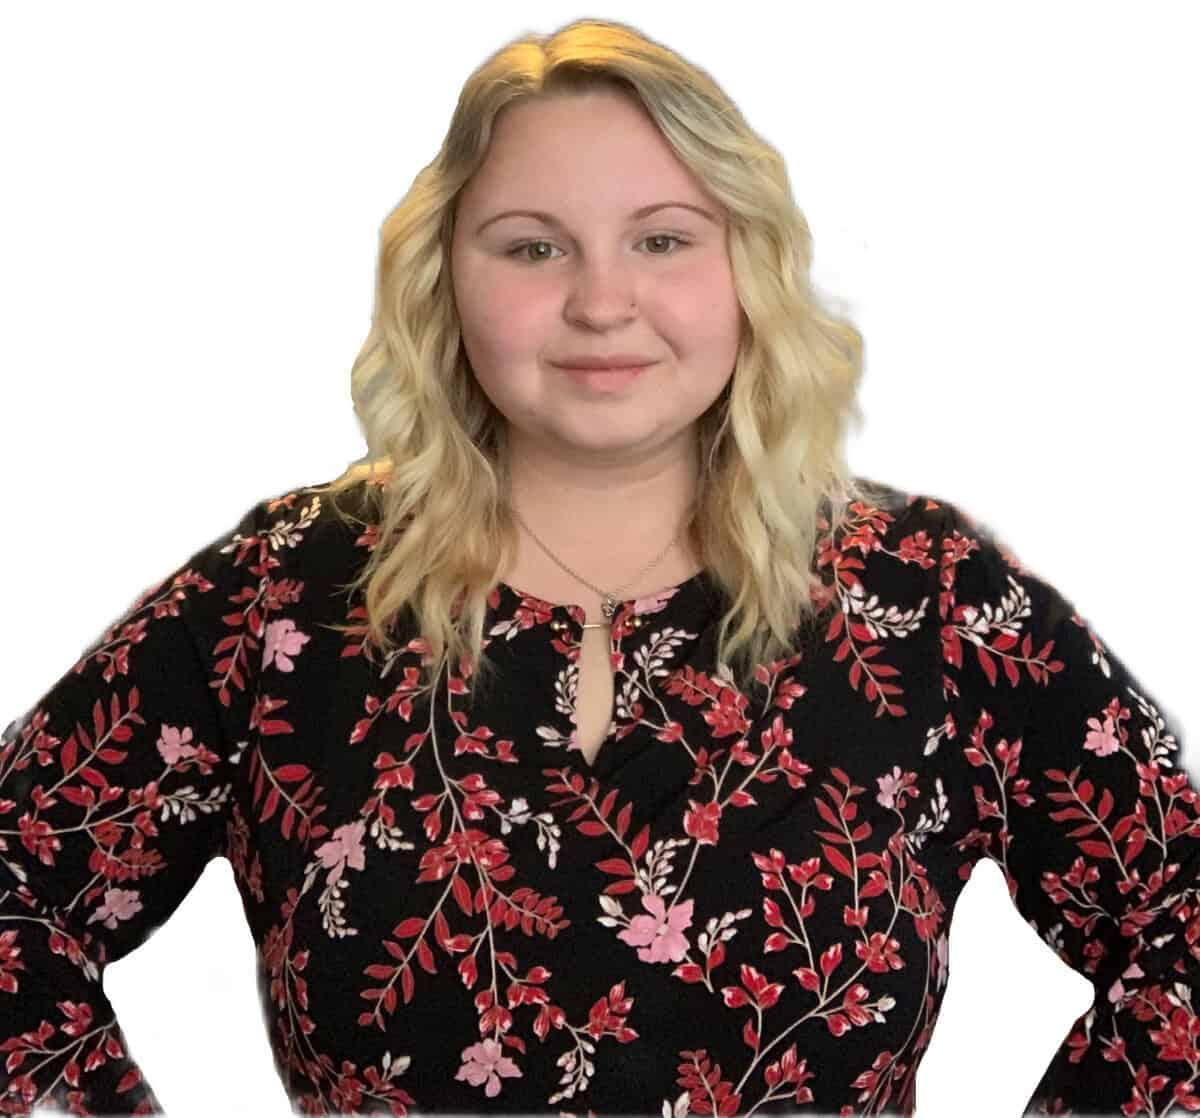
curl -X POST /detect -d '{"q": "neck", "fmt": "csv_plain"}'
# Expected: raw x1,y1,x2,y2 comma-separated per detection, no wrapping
500,436,705,606
503,432,700,552
510,491,698,557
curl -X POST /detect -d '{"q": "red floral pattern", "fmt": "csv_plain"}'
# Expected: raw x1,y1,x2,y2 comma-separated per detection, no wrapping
1,477,1196,1116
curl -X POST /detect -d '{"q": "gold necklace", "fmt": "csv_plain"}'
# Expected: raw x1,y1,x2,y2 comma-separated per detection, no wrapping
509,506,689,630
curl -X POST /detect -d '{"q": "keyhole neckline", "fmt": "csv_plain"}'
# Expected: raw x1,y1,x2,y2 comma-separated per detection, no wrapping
496,567,713,622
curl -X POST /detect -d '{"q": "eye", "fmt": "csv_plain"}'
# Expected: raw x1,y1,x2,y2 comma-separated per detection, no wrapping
505,234,691,263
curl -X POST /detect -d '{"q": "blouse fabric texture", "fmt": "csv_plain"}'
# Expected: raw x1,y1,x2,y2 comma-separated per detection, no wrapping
1,474,1198,1118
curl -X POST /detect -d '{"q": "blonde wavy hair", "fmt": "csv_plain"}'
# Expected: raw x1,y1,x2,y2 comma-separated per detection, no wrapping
312,17,886,708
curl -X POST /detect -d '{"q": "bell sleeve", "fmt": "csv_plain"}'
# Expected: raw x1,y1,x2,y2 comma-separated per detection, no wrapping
936,497,1200,1117
0,495,267,1116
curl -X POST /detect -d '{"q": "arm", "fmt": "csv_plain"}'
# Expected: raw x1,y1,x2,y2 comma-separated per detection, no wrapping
936,498,1200,1115
0,496,267,1115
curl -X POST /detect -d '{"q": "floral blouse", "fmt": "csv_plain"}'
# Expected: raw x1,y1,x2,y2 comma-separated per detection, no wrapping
2,474,1197,1117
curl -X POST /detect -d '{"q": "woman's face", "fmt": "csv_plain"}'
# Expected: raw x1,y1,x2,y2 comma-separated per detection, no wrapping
450,88,742,471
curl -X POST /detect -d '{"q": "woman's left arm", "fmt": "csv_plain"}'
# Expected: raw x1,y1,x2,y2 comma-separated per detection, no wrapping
937,497,1200,1116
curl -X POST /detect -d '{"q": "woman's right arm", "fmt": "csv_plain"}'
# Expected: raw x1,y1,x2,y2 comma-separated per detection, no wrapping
0,495,268,1116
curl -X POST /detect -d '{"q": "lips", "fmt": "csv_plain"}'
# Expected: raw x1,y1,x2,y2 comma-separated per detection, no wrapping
552,356,658,370
557,364,651,390
558,363,652,373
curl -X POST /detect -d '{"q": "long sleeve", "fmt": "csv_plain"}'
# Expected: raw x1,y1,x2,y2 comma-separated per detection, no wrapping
935,498,1200,1116
0,496,267,1116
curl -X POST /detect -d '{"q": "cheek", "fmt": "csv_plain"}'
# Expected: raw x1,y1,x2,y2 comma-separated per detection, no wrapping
698,290,743,372
454,253,535,344
466,283,548,358
693,267,742,330
654,261,739,332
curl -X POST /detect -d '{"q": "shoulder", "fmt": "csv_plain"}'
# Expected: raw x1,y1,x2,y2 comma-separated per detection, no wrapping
831,478,1056,644
162,471,383,631
846,481,1034,595
241,467,383,555
248,469,384,605
829,474,949,588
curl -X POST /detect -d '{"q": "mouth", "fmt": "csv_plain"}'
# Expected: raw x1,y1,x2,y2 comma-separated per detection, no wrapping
554,362,655,390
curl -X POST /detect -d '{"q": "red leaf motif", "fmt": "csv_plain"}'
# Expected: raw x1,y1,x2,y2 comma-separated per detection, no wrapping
260,785,280,822
595,858,634,877
813,797,843,830
116,1068,141,1094
603,878,640,896
721,986,750,1008
820,942,843,977
60,786,96,808
827,1013,851,1037
452,875,474,916
615,801,633,838
821,843,855,879
759,983,783,1009
976,646,997,686
274,764,310,781
795,967,820,991
92,699,107,744
393,917,425,939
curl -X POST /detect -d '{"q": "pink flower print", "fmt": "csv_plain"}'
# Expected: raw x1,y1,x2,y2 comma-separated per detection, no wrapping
933,931,949,990
632,587,675,615
455,1038,522,1097
1084,714,1120,757
875,765,917,810
263,618,311,672
617,892,694,963
876,766,903,809
1108,960,1145,1004
157,724,199,765
87,887,143,930
314,819,367,885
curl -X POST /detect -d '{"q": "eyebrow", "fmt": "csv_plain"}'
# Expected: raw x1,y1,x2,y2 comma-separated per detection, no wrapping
473,201,718,236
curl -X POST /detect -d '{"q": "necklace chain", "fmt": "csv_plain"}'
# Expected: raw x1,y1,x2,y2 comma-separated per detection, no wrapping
509,504,690,628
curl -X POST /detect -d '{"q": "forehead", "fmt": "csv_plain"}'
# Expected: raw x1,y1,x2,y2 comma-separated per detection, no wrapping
460,93,714,216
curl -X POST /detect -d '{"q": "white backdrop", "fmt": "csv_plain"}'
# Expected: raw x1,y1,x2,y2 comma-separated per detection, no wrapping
1,4,1196,1116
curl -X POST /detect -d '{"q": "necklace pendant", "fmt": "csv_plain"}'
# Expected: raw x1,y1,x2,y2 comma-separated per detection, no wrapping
601,595,618,620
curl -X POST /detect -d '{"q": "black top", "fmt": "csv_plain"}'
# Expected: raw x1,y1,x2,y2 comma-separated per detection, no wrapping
2,474,1197,1117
